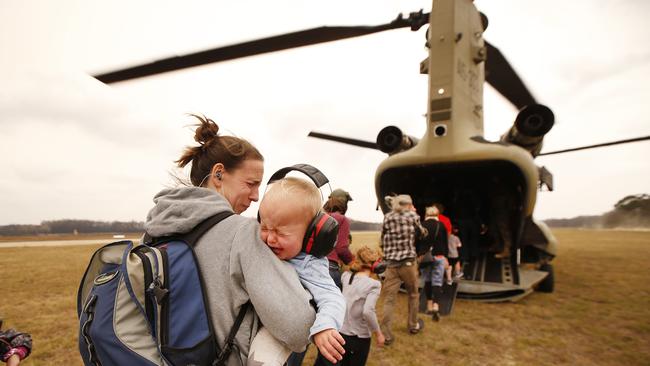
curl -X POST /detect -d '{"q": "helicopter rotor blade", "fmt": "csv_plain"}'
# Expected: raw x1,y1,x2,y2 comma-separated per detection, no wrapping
94,11,429,84
308,131,379,150
485,41,537,110
538,135,650,156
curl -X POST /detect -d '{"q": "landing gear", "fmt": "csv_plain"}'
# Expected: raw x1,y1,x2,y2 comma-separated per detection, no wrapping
537,263,554,293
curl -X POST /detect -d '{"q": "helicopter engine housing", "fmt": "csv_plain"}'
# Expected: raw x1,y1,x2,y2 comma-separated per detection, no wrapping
376,125,419,155
501,104,554,157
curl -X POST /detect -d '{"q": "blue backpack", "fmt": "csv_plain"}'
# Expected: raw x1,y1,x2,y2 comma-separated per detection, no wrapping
77,211,250,366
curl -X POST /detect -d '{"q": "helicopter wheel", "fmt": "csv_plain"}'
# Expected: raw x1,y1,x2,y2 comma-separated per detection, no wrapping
537,263,554,293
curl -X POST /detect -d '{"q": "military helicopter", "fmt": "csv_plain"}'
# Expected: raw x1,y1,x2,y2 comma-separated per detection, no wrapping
93,0,650,302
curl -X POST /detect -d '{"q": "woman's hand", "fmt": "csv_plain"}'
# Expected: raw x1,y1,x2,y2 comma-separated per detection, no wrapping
313,328,345,363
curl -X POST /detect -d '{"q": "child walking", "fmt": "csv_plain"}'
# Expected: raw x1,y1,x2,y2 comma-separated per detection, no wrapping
315,246,385,366
447,226,463,280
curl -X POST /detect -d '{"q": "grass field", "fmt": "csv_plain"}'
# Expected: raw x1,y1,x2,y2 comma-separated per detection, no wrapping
0,233,141,243
1,229,649,365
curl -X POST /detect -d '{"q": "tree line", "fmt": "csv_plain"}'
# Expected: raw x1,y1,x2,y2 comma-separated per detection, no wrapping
3,193,647,236
544,193,650,228
0,218,382,237
0,220,144,236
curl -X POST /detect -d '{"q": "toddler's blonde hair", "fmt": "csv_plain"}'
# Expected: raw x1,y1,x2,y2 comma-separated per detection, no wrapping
264,177,322,218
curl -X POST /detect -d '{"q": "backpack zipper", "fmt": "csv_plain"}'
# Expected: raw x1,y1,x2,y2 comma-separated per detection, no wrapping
81,294,102,366
158,246,170,346
134,250,155,331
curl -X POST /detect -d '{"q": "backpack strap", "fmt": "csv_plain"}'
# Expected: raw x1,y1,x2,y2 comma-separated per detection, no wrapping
143,211,235,245
349,272,357,285
432,222,441,247
146,211,245,365
179,211,242,365
182,211,235,246
214,301,251,365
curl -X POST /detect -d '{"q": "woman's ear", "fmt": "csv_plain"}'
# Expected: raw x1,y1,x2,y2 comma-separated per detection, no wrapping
211,163,225,179
206,163,225,189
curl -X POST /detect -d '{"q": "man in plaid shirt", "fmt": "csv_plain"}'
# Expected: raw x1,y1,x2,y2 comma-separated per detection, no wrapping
379,194,427,344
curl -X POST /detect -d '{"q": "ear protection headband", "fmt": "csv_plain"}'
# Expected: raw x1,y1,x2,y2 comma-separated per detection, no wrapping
262,164,339,258
349,258,386,285
370,258,387,275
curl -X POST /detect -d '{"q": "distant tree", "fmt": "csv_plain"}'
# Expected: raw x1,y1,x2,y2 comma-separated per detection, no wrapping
349,219,381,231
545,193,650,229
614,194,650,213
0,224,49,236
0,219,144,236
602,193,650,228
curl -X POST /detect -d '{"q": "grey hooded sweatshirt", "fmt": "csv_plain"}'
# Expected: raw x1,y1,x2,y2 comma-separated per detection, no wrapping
145,186,315,365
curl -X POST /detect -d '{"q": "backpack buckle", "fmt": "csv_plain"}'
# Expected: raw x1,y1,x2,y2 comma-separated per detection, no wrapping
147,278,169,305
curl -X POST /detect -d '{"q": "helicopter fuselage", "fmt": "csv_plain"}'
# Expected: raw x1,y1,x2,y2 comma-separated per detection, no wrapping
373,0,555,301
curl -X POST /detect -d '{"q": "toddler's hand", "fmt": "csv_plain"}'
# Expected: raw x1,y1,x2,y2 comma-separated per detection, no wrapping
313,328,345,363
375,330,386,348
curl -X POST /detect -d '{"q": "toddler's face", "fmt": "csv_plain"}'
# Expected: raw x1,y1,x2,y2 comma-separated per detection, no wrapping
258,200,310,260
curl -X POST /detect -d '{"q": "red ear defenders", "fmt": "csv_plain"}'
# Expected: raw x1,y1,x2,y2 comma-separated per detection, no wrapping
369,258,387,275
261,164,340,258
349,258,387,284
302,211,339,257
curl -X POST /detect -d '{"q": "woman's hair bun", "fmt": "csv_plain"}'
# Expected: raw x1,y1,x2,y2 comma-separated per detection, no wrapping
192,114,220,145
176,112,263,187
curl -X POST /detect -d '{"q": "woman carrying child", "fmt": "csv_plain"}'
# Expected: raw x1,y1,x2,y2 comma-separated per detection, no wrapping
144,115,315,365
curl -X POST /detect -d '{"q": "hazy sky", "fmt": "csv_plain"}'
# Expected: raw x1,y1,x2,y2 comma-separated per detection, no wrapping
1,0,649,225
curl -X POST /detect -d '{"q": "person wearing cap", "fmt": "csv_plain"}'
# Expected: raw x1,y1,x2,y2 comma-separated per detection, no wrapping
323,188,356,289
379,194,427,344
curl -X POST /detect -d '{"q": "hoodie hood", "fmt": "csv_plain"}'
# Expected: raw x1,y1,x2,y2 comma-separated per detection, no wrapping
144,186,233,237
